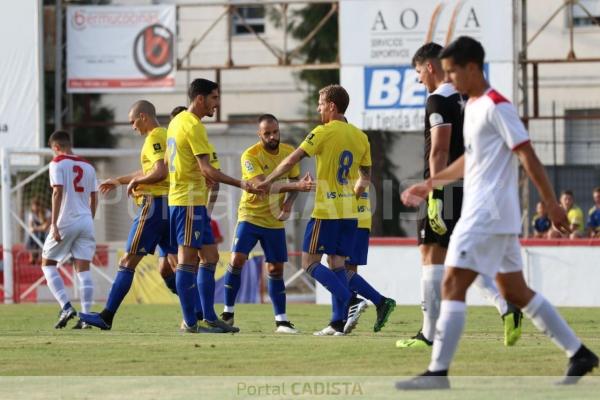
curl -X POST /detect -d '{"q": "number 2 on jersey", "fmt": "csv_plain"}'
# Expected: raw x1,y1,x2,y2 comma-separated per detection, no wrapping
337,150,353,185
72,165,84,192
167,137,176,172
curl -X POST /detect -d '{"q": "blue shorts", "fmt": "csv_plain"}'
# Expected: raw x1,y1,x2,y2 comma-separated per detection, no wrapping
169,205,209,249
126,196,176,258
302,218,358,256
346,228,370,266
232,221,287,263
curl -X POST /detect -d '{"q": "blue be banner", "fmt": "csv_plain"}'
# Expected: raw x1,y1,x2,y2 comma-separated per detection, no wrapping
364,65,426,110
214,255,263,304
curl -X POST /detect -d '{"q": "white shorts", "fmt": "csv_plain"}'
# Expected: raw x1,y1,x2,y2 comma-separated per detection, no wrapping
42,218,96,262
445,230,523,278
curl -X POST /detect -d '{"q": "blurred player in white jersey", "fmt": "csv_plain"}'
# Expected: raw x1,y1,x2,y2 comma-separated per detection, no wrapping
397,36,598,390
41,130,98,329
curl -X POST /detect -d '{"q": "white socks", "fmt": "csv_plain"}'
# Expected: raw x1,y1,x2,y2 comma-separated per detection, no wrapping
77,270,94,313
275,313,288,322
42,266,70,309
523,293,582,357
421,264,445,341
473,274,508,315
224,305,235,313
429,300,466,372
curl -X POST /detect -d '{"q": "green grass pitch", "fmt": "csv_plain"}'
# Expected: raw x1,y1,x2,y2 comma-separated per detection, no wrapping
1,303,599,377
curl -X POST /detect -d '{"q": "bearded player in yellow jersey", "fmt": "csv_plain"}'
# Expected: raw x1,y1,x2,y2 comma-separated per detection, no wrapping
166,78,260,334
258,85,377,335
80,100,177,330
221,114,314,333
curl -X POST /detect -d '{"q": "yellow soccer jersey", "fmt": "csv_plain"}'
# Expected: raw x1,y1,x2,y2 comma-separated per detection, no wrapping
135,127,170,201
237,142,300,229
299,120,371,219
567,205,585,233
357,189,372,230
166,111,211,206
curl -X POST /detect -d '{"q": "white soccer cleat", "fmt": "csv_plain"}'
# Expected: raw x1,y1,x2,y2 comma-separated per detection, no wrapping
344,298,368,334
313,325,345,336
275,321,299,334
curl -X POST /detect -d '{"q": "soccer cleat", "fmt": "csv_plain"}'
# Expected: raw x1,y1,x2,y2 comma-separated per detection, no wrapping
502,303,523,346
275,320,299,334
313,325,345,336
558,345,599,385
396,331,433,348
344,298,368,334
205,318,240,333
395,370,450,390
180,320,225,334
220,312,234,327
54,306,77,329
72,319,92,329
374,297,396,332
79,312,112,330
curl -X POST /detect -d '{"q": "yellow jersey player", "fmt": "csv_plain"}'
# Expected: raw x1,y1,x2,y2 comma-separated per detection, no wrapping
166,78,259,334
80,100,177,330
258,84,374,336
221,114,313,333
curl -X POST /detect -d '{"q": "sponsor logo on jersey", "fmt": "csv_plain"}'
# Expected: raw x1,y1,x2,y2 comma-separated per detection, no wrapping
244,160,254,173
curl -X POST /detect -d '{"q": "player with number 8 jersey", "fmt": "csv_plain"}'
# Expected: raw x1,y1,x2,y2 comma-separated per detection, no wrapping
258,84,372,335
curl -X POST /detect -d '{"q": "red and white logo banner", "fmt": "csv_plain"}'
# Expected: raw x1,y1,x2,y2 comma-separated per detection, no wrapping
67,5,176,93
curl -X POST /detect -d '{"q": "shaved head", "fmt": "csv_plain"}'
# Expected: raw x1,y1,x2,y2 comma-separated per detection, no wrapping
130,100,156,118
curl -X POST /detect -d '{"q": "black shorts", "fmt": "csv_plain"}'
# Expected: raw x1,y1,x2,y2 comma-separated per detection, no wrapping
416,183,463,248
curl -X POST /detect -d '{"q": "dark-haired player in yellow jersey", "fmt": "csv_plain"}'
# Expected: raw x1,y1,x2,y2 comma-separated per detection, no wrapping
166,78,260,333
258,84,376,335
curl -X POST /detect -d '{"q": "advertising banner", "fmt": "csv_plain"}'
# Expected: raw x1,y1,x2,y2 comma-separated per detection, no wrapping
340,0,515,131
0,0,43,152
66,5,176,93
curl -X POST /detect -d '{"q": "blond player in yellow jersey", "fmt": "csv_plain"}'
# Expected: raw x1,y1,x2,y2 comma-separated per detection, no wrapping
166,78,260,334
80,100,177,330
221,114,314,333
258,85,377,336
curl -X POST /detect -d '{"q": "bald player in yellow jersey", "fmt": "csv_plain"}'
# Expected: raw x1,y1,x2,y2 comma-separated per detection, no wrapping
79,100,177,330
259,84,377,335
166,78,260,334
221,114,313,333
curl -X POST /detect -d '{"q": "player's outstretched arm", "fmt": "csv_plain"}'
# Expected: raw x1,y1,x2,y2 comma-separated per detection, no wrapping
126,161,168,196
354,166,371,199
207,182,220,216
401,155,465,207
276,173,315,221
99,170,143,194
515,142,571,235
197,154,262,194
259,148,308,190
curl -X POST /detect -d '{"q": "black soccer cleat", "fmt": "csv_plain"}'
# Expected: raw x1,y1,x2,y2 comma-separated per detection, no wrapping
395,370,450,390
54,306,77,329
558,345,599,385
221,312,235,327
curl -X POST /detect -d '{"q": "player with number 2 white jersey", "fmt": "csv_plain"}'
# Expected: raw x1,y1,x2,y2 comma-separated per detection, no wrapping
41,130,98,330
